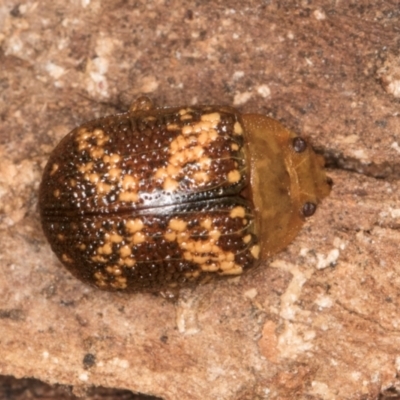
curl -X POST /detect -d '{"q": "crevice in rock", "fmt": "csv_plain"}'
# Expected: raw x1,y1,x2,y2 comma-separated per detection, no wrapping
0,375,163,400
315,148,400,181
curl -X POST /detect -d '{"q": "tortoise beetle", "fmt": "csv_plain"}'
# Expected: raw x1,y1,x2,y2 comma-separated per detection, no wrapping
39,97,331,293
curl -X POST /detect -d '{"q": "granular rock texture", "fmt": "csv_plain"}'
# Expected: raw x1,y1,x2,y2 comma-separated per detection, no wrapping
0,1,400,399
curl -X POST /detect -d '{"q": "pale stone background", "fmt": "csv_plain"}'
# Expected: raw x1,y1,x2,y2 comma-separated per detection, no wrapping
0,1,399,399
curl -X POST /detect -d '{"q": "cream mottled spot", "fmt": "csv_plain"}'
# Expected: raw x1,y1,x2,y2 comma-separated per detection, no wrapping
126,219,144,233
62,253,73,263
87,173,100,183
234,121,243,135
120,258,136,267
53,189,60,198
103,153,120,164
220,261,235,271
193,171,208,183
119,192,139,202
106,265,123,276
220,265,243,275
169,218,187,232
132,232,146,245
154,111,223,192
182,125,193,135
50,163,59,175
119,245,131,258
78,162,94,173
167,123,180,131
90,147,104,159
122,175,137,189
106,233,123,243
230,206,246,219
78,243,86,250
97,182,113,194
228,169,241,183
118,174,139,202
209,230,221,241
111,276,127,289
243,234,252,244
200,218,212,230
69,179,77,187
108,168,122,180
163,177,179,192
94,271,108,287
201,112,221,123
165,232,176,241
231,143,239,151
250,245,260,259
98,243,112,255
201,263,219,272
92,255,107,263
166,215,243,276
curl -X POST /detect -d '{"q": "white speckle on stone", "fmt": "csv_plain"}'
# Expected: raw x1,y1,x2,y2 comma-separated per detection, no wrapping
395,356,400,371
232,33,239,39
351,371,361,381
233,91,252,106
351,149,368,160
232,70,244,80
270,260,313,320
311,381,335,400
45,62,65,80
299,247,309,257
256,84,271,98
95,36,118,58
371,372,380,383
387,80,400,97
305,57,313,66
86,57,109,98
343,134,360,144
277,324,315,357
287,31,294,40
79,372,89,381
391,142,400,153
4,35,24,56
313,9,326,20
109,357,130,369
206,365,226,381
19,4,29,14
139,76,159,93
176,294,201,335
81,0,91,7
315,294,333,309
42,351,49,359
333,237,346,250
244,288,258,299
389,207,400,218
316,249,339,270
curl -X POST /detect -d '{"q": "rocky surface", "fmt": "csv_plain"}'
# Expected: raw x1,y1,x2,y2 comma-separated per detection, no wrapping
1,1,399,399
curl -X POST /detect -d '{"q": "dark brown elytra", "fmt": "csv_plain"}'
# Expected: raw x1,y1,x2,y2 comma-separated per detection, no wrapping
39,97,331,294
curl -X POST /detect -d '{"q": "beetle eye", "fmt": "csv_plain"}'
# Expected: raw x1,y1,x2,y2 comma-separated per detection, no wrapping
292,137,307,153
302,202,317,217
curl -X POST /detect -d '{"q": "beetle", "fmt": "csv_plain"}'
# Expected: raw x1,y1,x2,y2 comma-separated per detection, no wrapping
39,97,331,293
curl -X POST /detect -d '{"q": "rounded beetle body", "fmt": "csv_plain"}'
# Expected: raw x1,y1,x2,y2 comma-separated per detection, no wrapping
39,98,331,293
